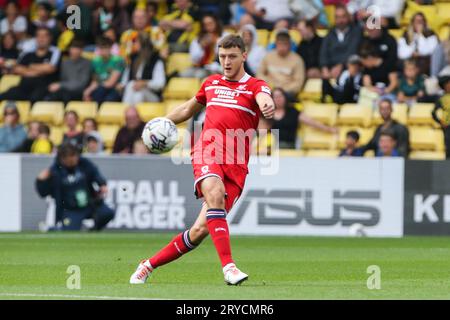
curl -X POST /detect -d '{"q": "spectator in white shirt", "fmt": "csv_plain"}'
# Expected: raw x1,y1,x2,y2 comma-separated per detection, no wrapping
0,2,27,41
347,0,405,28
398,12,439,75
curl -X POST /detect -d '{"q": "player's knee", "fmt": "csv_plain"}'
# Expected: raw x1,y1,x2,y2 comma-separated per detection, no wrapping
190,225,209,243
203,184,226,207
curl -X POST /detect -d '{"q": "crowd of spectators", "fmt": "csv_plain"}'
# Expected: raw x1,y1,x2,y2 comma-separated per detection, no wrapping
0,0,448,159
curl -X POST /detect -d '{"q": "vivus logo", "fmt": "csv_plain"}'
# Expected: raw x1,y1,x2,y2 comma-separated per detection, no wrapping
230,190,380,226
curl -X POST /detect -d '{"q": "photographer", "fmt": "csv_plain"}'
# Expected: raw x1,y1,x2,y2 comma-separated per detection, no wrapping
35,143,115,231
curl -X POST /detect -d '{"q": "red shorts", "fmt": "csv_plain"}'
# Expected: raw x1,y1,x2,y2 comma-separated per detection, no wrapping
193,163,248,212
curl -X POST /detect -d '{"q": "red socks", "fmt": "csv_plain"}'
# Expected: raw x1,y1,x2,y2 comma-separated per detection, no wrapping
148,230,196,269
206,208,234,267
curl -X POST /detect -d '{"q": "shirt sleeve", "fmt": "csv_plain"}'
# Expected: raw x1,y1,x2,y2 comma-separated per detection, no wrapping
253,79,272,97
195,78,208,106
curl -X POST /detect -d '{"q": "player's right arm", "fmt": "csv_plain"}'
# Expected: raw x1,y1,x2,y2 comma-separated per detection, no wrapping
166,97,204,125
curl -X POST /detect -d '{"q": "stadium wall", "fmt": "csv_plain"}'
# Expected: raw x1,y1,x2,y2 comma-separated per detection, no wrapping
0,154,410,237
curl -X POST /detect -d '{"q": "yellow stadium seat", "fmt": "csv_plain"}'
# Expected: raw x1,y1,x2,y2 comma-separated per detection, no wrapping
305,149,339,158
278,149,305,157
302,102,338,126
289,30,301,44
402,3,443,31
136,102,166,122
301,127,338,150
439,24,450,42
338,126,375,149
364,150,375,158
409,150,446,160
66,101,98,122
389,29,405,39
299,79,322,101
163,77,200,100
436,3,450,21
338,104,372,128
98,124,121,149
408,103,435,126
0,75,21,93
30,101,64,125
324,5,335,27
294,103,303,112
372,103,408,126
410,127,444,151
49,126,64,146
166,53,193,75
0,100,31,123
97,102,127,125
256,29,270,47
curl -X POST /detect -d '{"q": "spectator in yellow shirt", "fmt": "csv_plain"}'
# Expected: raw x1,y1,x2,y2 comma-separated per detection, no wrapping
31,123,53,154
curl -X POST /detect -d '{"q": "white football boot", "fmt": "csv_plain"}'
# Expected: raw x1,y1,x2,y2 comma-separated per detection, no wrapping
223,263,248,285
129,260,153,284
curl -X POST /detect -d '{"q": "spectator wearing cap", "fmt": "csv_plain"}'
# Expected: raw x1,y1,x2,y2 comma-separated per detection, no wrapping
45,39,92,104
84,132,105,155
83,36,125,104
376,130,401,157
319,4,362,80
240,24,266,76
339,130,364,157
0,102,27,152
113,107,145,154
0,27,61,103
257,30,305,101
322,54,362,104
363,99,410,157
296,19,323,79
431,75,450,158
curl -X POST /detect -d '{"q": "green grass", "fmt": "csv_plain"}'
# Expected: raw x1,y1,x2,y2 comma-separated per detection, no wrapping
0,233,449,300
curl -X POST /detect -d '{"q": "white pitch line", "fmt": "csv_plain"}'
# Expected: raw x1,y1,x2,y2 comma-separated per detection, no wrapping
0,293,168,300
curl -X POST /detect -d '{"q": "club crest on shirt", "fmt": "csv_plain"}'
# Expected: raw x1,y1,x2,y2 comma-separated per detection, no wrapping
237,84,247,91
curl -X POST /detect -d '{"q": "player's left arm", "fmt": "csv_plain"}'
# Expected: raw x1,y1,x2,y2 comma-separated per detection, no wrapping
256,92,275,119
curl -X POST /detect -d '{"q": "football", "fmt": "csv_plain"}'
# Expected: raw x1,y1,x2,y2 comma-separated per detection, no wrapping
141,117,179,154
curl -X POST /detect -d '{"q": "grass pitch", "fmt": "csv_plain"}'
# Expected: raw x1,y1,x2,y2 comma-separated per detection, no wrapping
0,233,449,300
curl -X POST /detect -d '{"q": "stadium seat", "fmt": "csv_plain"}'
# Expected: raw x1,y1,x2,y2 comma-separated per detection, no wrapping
97,102,127,125
407,103,435,126
301,127,338,150
294,103,303,112
299,79,322,101
439,24,449,42
337,104,372,128
338,126,375,149
278,149,305,157
163,77,200,100
302,102,338,126
436,3,450,21
372,103,408,126
0,100,30,123
364,150,375,158
305,149,339,158
409,150,446,160
166,52,192,75
49,126,64,146
66,101,98,122
289,30,301,44
0,75,21,93
409,127,444,151
136,102,166,122
30,101,64,125
256,29,269,47
98,124,121,149
402,3,443,31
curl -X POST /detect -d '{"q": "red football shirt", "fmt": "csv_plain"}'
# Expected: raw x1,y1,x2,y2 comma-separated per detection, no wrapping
193,73,271,171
